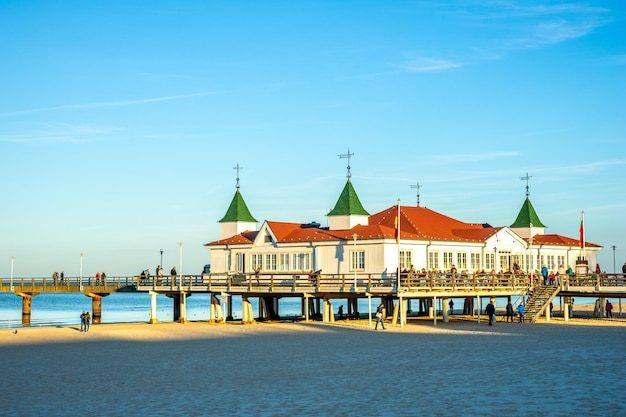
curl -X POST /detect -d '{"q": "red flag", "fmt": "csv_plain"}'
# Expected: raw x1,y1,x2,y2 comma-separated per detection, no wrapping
394,203,400,243
394,215,399,243
579,212,585,249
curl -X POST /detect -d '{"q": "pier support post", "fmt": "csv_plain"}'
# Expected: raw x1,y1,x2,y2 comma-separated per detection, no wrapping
170,293,187,323
16,292,38,326
84,293,110,325
563,302,569,322
367,294,372,327
442,298,449,323
149,291,158,324
477,295,481,323
209,294,223,323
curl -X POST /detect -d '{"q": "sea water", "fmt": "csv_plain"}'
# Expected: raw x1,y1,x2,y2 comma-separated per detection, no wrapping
0,293,381,328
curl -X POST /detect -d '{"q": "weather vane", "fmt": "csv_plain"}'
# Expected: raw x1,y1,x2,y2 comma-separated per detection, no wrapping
234,163,243,189
520,172,532,197
338,149,354,179
410,182,422,206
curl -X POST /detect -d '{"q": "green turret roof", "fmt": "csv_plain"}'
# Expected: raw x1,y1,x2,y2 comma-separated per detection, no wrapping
328,180,369,216
510,197,545,228
219,189,258,223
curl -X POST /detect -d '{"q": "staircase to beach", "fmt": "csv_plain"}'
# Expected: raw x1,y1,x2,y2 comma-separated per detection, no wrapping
522,285,561,323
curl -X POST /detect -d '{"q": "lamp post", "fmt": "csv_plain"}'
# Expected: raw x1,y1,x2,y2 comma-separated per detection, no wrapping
612,245,616,273
79,253,84,290
352,233,358,289
178,242,183,290
10,256,14,291
160,248,163,267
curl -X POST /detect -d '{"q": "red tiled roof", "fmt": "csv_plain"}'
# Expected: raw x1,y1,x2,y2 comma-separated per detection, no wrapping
530,234,600,248
205,205,598,247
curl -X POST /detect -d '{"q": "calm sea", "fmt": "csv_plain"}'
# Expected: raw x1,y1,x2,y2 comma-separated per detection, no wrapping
0,292,381,328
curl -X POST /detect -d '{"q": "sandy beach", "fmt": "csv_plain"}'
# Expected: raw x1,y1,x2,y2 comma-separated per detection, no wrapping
1,317,625,417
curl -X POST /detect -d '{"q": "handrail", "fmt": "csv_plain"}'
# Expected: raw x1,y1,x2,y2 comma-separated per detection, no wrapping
2,272,626,293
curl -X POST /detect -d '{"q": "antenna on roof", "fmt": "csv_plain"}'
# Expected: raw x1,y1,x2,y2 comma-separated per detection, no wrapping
338,149,354,179
520,172,532,197
410,182,422,206
234,162,243,189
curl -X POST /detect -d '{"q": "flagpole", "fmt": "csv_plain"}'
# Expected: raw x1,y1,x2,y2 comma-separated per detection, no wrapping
396,198,401,290
580,210,586,258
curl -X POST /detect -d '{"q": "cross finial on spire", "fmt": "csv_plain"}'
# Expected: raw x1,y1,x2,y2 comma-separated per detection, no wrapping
410,182,422,207
338,149,354,179
234,163,243,189
520,172,532,198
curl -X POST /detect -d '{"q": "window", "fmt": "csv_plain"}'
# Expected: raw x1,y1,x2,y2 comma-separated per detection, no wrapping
351,250,365,271
428,251,439,270
251,254,262,270
485,253,495,270
547,255,555,270
456,253,467,270
443,251,453,270
470,253,481,271
557,256,565,270
399,250,412,271
302,253,311,271
234,252,244,272
265,254,277,271
292,253,301,271
279,253,290,271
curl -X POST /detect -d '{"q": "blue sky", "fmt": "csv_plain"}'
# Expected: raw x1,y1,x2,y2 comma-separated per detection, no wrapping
1,1,624,278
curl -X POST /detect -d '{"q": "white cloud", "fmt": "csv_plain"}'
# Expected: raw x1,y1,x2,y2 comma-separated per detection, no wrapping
0,92,212,118
398,56,465,72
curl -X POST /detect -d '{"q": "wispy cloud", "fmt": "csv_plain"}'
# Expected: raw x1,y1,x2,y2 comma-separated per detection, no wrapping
0,123,123,144
511,18,608,48
438,151,520,163
0,92,212,118
398,56,465,72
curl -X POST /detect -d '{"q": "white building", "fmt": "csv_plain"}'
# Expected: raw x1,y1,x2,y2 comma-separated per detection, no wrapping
205,177,600,277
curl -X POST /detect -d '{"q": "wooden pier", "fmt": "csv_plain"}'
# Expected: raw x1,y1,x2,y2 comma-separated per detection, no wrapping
1,272,625,326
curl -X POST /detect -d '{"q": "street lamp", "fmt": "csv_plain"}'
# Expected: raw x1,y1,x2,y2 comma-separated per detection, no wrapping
160,248,163,267
10,256,14,291
612,245,616,273
79,253,84,289
352,233,358,289
178,242,183,290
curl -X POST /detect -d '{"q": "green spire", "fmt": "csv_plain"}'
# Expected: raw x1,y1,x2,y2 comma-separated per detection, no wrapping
328,180,369,216
219,189,257,223
510,197,545,228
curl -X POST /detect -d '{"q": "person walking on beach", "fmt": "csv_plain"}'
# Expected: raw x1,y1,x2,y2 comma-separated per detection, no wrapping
375,303,385,330
84,311,91,331
517,303,525,323
606,300,613,318
485,301,495,325
506,300,514,322
80,311,87,332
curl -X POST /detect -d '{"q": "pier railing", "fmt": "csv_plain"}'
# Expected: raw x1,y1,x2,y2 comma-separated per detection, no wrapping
2,272,625,294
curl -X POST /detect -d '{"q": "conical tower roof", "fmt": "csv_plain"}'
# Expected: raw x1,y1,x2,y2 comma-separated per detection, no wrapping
219,189,257,223
328,179,369,216
510,197,545,228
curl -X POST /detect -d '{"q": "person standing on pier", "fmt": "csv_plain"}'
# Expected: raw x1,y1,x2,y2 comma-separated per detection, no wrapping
170,266,177,286
485,301,495,325
606,300,613,318
506,300,514,322
375,303,385,330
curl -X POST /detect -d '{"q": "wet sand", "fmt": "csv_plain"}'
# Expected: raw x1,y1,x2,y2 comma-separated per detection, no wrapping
1,318,625,416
